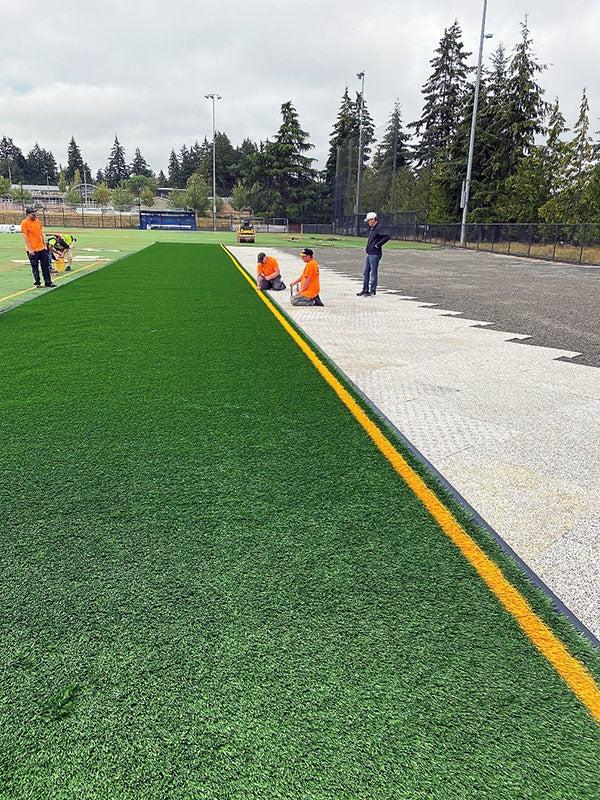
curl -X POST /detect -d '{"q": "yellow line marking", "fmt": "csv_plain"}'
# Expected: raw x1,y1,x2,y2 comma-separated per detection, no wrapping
0,261,100,304
221,243,600,724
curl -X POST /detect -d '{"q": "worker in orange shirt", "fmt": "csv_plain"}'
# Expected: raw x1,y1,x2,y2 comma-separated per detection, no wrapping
256,252,286,291
20,207,55,288
290,248,324,306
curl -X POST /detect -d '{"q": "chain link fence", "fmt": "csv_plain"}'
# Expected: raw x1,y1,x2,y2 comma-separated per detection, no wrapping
0,208,289,234
331,215,600,266
412,223,600,266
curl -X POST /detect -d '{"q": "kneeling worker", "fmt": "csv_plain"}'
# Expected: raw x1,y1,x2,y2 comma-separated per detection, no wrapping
256,252,286,291
47,233,77,271
290,248,324,306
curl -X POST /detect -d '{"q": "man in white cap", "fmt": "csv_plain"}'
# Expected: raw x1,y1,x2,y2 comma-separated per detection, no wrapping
357,212,390,297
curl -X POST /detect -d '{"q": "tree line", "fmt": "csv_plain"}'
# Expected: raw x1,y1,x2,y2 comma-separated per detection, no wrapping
1,16,598,223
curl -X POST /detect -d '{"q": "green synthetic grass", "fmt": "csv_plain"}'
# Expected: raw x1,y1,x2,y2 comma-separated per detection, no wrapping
0,229,434,311
0,243,598,800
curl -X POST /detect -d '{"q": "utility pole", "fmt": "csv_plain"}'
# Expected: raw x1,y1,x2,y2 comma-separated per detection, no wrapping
205,93,222,232
460,0,492,244
354,71,365,231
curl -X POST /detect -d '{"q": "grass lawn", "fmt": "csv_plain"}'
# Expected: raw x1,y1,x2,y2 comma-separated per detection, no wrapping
0,228,434,312
0,242,598,799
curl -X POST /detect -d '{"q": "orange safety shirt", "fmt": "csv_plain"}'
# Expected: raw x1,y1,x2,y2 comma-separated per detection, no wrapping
21,218,45,252
258,255,280,278
298,259,320,298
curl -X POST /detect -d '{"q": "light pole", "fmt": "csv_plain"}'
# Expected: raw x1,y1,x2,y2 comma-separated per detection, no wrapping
205,93,222,232
354,71,365,229
82,164,88,206
460,1,492,244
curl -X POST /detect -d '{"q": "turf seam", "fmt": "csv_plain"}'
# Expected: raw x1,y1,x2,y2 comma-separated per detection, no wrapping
230,272,600,651
222,243,600,724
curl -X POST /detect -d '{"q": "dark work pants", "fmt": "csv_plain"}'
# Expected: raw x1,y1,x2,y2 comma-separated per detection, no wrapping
258,275,286,291
28,249,52,286
362,253,382,294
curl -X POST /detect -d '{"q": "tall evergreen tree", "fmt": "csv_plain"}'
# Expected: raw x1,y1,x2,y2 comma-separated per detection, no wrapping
104,135,130,187
268,101,316,217
0,136,27,182
199,133,237,194
503,18,548,175
233,138,259,183
366,101,411,210
25,143,58,184
409,20,472,167
167,150,182,188
130,147,153,177
157,169,167,185
472,43,513,216
66,136,89,183
179,145,193,185
544,98,569,195
372,101,410,176
540,89,596,223
324,88,355,186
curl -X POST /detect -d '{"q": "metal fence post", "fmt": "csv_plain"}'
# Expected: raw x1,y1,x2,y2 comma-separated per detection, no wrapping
552,226,557,261
507,224,512,254
527,227,532,257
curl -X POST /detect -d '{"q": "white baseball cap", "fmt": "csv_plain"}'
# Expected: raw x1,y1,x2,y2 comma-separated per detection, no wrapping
364,211,377,221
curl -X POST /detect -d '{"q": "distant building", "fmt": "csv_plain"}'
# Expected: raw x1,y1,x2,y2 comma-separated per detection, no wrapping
12,183,94,206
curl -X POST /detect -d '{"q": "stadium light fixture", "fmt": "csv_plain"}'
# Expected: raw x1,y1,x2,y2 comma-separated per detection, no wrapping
205,93,222,232
460,0,491,245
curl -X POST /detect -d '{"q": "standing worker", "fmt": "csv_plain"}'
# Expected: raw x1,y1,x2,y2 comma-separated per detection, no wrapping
290,248,324,306
357,211,390,297
20,207,55,289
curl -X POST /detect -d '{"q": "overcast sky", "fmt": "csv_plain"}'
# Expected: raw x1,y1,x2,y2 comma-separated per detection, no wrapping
1,0,598,178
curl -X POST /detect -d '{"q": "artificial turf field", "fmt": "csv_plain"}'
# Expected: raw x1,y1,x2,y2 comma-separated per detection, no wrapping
0,228,435,312
1,242,599,799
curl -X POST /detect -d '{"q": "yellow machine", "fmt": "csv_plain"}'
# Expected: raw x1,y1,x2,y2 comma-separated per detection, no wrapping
236,208,255,243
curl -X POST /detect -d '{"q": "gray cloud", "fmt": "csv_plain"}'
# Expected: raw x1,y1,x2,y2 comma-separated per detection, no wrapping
0,0,597,175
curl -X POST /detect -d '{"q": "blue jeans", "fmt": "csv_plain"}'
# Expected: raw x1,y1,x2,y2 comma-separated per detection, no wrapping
362,253,381,293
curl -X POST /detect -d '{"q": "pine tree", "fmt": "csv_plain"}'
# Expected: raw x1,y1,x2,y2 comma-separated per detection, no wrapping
472,44,513,216
267,101,316,218
324,88,355,186
367,101,411,209
544,98,569,194
409,20,472,167
179,145,193,185
167,150,181,188
503,18,548,175
351,91,376,166
130,147,153,177
25,143,58,184
540,89,596,223
105,136,130,188
157,169,167,185
198,133,237,194
0,136,27,182
66,136,88,183
95,169,105,184
233,138,258,183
